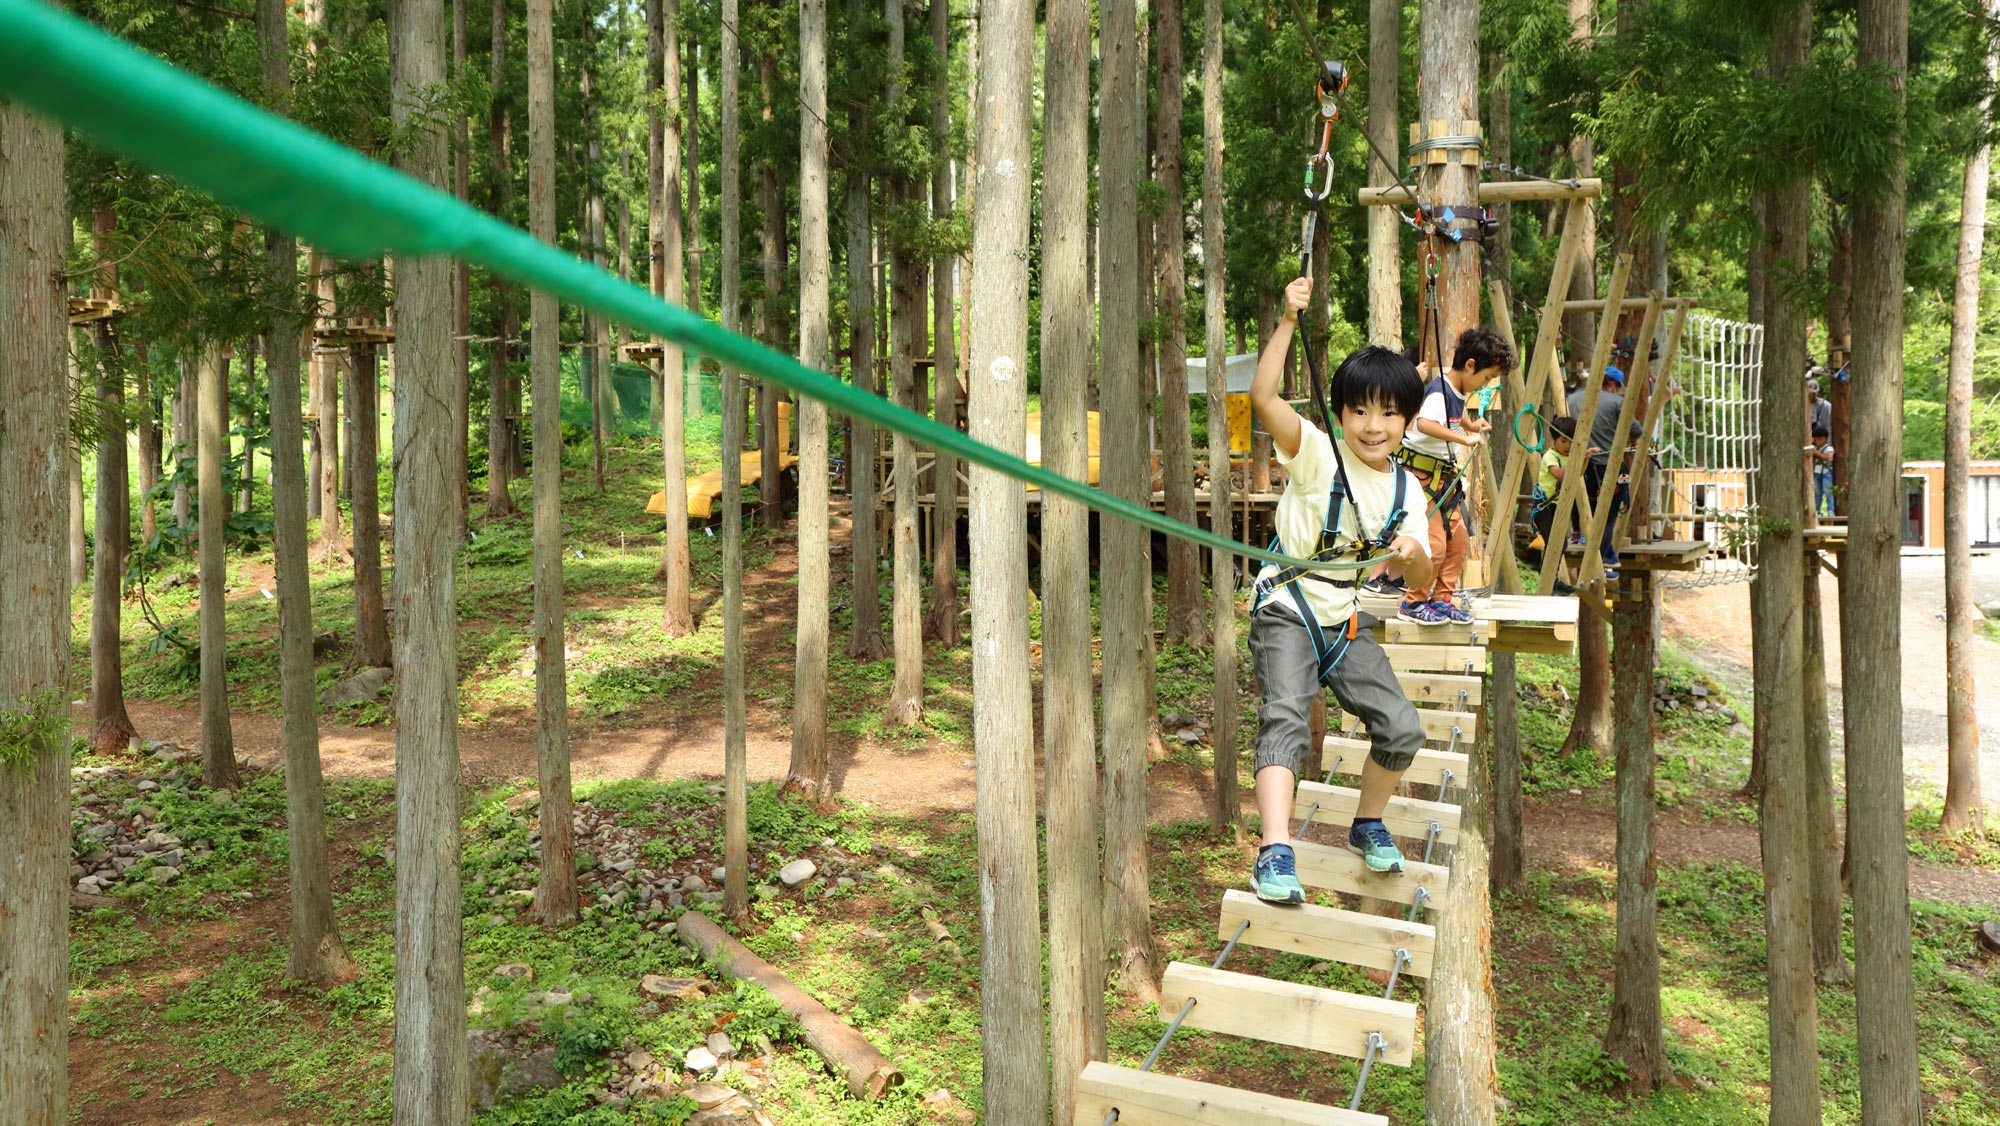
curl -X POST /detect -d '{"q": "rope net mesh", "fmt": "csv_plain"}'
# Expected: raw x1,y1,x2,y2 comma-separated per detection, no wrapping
1648,314,1764,589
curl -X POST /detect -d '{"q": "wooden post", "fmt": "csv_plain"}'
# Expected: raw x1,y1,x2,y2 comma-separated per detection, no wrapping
1603,572,1665,1088
1366,0,1401,346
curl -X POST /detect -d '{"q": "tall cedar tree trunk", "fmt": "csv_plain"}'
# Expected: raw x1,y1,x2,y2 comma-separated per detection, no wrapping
260,0,356,986
349,339,391,668
1802,558,1848,979
453,0,471,543
388,0,470,1116
1756,7,1822,1117
1826,214,1852,515
1941,0,1993,832
970,0,1050,1114
1203,0,1238,835
1850,0,1925,1115
1417,2,1498,1121
648,0,668,441
583,10,607,497
757,59,785,527
1367,0,1401,345
136,341,160,544
315,260,343,551
790,0,834,798
1603,575,1665,1088
1044,0,1108,1113
1156,0,1203,647
685,31,703,408
1101,0,1162,1001
1490,650,1524,893
659,0,694,634
1560,0,1596,378
923,0,961,648
886,0,924,725
485,0,519,519
176,359,194,528
527,0,577,927
720,0,751,923
90,214,138,754
239,339,258,514
197,342,240,788
0,100,72,1126
846,114,888,661
70,351,87,589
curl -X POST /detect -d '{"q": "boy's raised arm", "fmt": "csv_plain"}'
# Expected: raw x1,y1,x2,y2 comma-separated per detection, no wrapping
1251,276,1314,459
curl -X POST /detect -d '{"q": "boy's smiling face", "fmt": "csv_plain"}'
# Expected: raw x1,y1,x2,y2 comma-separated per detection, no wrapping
1338,398,1408,472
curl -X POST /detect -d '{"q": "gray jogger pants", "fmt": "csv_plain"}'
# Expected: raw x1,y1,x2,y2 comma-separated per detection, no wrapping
1248,600,1424,777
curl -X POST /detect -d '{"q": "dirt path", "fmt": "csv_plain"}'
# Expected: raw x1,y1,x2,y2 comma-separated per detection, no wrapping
1660,553,2000,802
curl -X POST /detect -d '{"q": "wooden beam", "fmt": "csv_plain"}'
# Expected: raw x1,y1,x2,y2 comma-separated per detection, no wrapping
1482,196,1593,573
1470,594,1580,623
1559,296,1696,312
1377,642,1487,673
1537,252,1633,593
1573,293,1663,585
1072,1061,1386,1126
1357,177,1602,206
1341,706,1480,744
1379,618,1494,645
1289,839,1451,909
1619,302,1692,548
1483,278,1529,594
1160,963,1418,1066
1293,780,1462,844
1394,671,1486,706
1218,889,1436,977
1321,737,1470,788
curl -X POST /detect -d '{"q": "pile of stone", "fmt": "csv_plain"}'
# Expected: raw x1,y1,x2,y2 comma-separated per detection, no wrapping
1653,676,1743,730
69,742,225,896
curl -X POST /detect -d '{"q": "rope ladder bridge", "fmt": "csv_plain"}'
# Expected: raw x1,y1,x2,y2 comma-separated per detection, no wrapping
0,5,1575,1122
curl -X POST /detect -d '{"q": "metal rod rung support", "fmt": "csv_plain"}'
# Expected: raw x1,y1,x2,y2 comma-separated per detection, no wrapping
1349,1031,1389,1111
1101,919,1254,1126
1384,947,1410,998
1406,884,1432,921
1421,821,1442,865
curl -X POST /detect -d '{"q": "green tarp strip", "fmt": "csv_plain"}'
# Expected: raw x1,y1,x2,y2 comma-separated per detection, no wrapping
0,0,1372,575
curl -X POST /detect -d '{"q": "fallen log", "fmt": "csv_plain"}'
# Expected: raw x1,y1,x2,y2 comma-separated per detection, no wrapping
676,911,903,1100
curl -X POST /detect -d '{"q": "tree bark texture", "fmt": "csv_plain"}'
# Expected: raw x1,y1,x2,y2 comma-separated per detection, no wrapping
757,57,785,528
261,0,355,987
136,342,160,545
484,0,518,519
196,342,240,789
90,328,137,754
1603,576,1664,1090
659,0,694,636
1826,214,1852,516
1490,651,1524,894
969,0,1051,1114
69,353,87,589
1756,10,1823,1113
923,0,961,649
452,0,471,544
1100,0,1162,1003
348,342,391,668
886,0,923,725
1043,0,1107,1113
1801,554,1848,980
527,0,577,928
1367,0,1402,346
315,261,344,550
0,99,72,1126
845,140,887,661
1156,0,1203,649
720,0,750,925
388,0,469,1116
1942,1,1992,833
1563,604,1613,754
1203,0,1238,835
1416,2,1497,1121
791,0,833,797
1850,0,1924,1115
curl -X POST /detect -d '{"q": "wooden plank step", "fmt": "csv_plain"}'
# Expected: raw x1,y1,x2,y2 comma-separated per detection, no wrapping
1341,706,1479,744
1160,963,1416,1066
1488,624,1578,656
1218,889,1434,977
1377,642,1485,673
1293,781,1461,845
1320,738,1468,790
1290,839,1450,909
1072,1061,1386,1126
1395,670,1484,706
1469,593,1580,623
1378,618,1493,645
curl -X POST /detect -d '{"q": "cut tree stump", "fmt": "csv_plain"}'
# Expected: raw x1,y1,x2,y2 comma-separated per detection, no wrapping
677,911,903,1099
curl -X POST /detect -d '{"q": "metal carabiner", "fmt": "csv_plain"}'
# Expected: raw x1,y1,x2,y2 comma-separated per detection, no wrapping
1305,153,1337,204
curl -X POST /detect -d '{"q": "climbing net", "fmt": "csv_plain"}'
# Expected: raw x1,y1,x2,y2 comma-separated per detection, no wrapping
1647,314,1764,589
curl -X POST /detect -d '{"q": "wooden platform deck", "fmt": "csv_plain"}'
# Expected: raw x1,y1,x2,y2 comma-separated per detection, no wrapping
647,449,799,520
313,317,395,346
67,294,122,325
1562,538,1711,571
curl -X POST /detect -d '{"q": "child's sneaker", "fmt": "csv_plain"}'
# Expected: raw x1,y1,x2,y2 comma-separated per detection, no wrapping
1251,843,1306,904
1347,819,1405,874
1397,600,1448,626
1435,600,1473,625
1362,573,1404,597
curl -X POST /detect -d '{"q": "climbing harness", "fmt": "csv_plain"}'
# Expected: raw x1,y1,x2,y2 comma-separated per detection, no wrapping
1251,465,1411,679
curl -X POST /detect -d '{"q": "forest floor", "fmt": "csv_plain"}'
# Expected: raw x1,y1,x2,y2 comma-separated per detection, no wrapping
61,439,2000,1125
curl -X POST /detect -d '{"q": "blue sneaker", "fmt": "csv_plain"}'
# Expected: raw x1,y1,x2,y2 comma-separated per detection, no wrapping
1348,819,1405,874
1397,599,1448,626
1435,600,1473,625
1251,843,1307,904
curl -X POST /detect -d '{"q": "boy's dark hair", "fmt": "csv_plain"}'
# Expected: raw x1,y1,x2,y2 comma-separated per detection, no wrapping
1812,423,1830,440
1551,414,1579,441
1330,345,1424,422
1452,327,1516,374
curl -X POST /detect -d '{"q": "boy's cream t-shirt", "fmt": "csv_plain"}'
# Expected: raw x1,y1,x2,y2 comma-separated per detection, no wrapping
1256,419,1432,628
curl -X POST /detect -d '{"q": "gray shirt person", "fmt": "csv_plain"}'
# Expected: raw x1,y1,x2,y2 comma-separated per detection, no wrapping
1566,369,1641,469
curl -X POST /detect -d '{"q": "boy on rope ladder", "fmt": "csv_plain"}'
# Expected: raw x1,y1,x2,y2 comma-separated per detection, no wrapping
1246,275,1433,901
1390,327,1515,624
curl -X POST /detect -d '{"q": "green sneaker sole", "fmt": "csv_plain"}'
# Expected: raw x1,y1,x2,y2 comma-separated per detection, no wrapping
1347,841,1405,874
1249,873,1306,904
